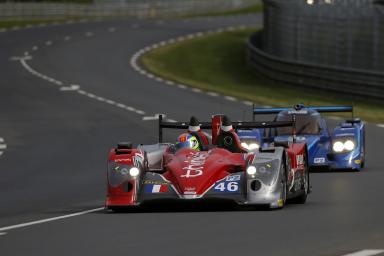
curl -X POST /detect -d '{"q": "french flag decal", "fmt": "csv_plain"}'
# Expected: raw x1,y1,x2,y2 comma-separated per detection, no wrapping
145,184,168,193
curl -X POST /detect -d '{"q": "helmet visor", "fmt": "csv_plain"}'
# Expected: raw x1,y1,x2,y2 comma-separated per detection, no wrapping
176,141,193,150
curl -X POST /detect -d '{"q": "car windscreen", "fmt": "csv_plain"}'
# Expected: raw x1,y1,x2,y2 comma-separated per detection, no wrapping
275,112,321,135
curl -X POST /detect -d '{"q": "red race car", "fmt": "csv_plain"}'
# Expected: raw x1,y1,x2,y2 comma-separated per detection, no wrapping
106,114,309,210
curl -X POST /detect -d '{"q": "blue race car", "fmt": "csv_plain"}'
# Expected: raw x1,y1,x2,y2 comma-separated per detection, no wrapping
237,104,365,171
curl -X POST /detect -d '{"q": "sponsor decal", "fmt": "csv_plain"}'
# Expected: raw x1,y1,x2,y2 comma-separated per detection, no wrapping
214,181,239,193
145,184,168,193
354,159,361,164
277,199,284,207
296,154,304,165
115,158,132,163
184,187,196,191
181,152,209,178
184,191,197,195
226,175,241,182
143,180,168,185
296,136,306,141
114,166,129,175
288,110,308,114
314,157,325,164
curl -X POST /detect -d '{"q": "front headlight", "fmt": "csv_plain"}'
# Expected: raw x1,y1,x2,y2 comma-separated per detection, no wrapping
129,167,140,177
247,159,280,186
333,141,344,152
333,139,355,153
246,166,257,175
344,140,355,151
108,163,140,187
241,142,260,150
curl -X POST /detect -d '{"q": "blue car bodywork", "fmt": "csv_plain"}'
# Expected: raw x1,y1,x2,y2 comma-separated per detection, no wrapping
237,105,365,171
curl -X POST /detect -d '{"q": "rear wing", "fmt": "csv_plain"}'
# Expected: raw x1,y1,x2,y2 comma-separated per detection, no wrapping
158,114,295,143
158,115,211,143
252,104,353,119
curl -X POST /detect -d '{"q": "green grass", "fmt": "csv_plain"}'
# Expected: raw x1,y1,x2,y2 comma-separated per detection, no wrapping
0,18,77,29
183,4,263,18
141,28,384,123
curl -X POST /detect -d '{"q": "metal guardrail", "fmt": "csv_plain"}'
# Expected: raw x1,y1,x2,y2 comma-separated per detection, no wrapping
247,32,384,100
0,0,260,20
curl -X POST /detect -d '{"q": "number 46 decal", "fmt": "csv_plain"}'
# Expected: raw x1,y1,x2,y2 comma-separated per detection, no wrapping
214,181,239,192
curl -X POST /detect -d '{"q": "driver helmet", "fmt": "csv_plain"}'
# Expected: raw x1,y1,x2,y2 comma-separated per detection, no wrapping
176,133,200,151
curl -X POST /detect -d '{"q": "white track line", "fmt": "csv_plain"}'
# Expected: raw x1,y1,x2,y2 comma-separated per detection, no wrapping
191,88,202,93
0,137,5,157
0,207,104,233
243,100,253,106
20,58,62,86
129,25,261,108
342,249,384,256
20,57,150,117
178,84,187,89
377,124,384,128
207,92,219,97
224,96,237,102
0,232,7,236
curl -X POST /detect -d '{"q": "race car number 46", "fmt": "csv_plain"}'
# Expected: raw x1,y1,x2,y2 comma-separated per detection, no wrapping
214,181,239,192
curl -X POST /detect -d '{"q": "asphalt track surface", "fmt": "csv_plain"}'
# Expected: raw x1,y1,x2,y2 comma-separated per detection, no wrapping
1,14,384,256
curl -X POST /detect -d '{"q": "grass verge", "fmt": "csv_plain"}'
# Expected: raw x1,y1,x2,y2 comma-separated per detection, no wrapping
183,4,263,18
141,28,384,123
0,18,80,29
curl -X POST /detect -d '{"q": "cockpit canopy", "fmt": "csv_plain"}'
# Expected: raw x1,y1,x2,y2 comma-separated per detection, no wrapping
275,109,321,135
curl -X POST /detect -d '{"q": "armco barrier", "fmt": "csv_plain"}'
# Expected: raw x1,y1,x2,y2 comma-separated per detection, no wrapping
0,0,260,20
247,32,384,100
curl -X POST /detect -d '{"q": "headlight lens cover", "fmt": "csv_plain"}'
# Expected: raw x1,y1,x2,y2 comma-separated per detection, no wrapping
246,166,257,175
248,159,280,186
333,141,344,152
241,142,260,150
333,139,355,153
129,167,140,177
344,140,355,151
108,163,140,187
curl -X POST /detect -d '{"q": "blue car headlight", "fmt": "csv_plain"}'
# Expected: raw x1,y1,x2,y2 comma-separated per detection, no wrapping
332,139,355,153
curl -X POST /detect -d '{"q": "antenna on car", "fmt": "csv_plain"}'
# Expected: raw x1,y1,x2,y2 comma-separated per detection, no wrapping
292,114,297,143
159,114,163,143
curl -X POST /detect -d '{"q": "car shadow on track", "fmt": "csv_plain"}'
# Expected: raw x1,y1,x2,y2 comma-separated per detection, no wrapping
102,199,276,214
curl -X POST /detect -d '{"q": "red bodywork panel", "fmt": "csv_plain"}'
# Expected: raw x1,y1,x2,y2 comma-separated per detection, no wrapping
286,142,307,184
106,148,143,206
163,148,246,196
